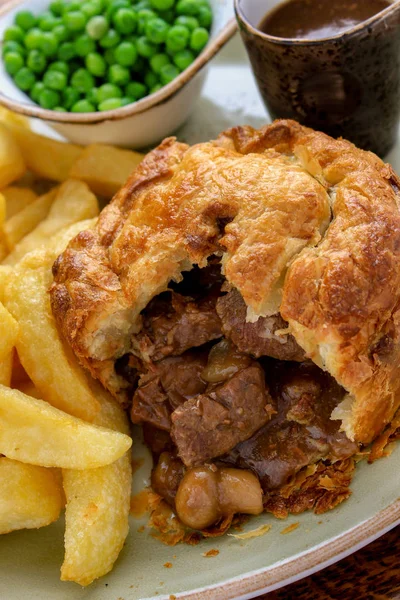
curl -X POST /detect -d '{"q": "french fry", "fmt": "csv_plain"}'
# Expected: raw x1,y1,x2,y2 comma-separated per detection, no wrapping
0,384,131,469
4,179,99,266
0,302,18,387
2,186,38,219
6,124,82,182
62,390,131,586
0,193,9,262
0,106,30,130
0,122,26,188
4,251,101,421
3,187,57,250
0,265,12,304
0,458,63,534
69,143,144,197
0,192,6,225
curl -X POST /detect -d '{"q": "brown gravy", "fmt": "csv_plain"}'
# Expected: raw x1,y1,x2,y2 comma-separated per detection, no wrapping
259,0,391,40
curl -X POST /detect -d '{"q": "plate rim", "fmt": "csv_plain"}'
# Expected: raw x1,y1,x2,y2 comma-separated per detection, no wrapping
171,498,400,600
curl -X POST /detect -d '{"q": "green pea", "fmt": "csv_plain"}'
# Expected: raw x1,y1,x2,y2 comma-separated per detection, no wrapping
15,10,37,31
71,99,95,112
58,41,75,61
159,63,179,84
150,52,170,74
136,9,157,34
54,106,67,111
136,35,157,58
149,0,175,10
176,0,202,15
121,96,134,106
133,1,151,11
38,12,59,31
114,41,138,67
24,28,43,51
108,64,130,86
63,86,81,109
165,24,189,53
149,83,162,94
98,97,123,111
125,81,147,99
86,52,107,76
48,60,69,75
86,15,109,40
39,88,60,108
65,1,82,12
71,68,95,92
86,87,99,105
145,17,169,44
63,11,87,32
173,48,194,71
81,0,104,18
49,1,65,16
31,81,46,103
144,70,158,88
99,29,121,48
106,0,130,20
39,32,58,57
97,82,122,102
4,26,25,44
190,27,209,52
4,52,24,76
74,34,96,56
113,8,137,34
27,49,47,73
14,67,36,91
197,5,212,29
43,69,67,91
53,24,69,42
175,15,199,31
2,41,25,57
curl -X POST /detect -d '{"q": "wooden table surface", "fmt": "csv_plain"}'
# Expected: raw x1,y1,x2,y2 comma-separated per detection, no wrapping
259,526,400,600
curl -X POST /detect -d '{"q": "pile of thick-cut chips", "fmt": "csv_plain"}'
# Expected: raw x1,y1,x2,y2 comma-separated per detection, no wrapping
0,108,144,586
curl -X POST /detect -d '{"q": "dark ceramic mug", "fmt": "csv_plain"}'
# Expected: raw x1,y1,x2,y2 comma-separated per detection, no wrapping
235,0,400,156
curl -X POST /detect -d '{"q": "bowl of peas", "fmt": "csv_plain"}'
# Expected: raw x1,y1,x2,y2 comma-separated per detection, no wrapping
0,0,236,148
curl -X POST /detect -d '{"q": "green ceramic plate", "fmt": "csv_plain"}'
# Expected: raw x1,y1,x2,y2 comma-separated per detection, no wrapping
0,35,399,600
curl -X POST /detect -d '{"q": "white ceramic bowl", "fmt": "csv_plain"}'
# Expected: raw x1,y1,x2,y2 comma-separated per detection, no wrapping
0,0,236,147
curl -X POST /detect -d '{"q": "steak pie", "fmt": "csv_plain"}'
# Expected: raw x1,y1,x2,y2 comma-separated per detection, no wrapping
50,120,400,532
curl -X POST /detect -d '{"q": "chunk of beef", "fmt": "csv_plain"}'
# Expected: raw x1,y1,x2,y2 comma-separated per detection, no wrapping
157,351,208,410
133,291,222,363
216,288,305,361
131,376,171,430
130,350,208,430
223,362,358,491
171,363,275,467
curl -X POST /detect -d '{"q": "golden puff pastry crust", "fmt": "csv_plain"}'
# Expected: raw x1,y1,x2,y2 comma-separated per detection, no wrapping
50,120,400,444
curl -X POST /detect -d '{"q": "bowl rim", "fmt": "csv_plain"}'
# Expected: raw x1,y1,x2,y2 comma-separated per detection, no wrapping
0,0,237,124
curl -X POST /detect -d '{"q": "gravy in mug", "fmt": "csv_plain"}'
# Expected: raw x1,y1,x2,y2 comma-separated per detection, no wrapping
259,0,392,40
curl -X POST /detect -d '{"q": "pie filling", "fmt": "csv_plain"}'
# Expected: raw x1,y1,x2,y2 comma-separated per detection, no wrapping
116,259,359,532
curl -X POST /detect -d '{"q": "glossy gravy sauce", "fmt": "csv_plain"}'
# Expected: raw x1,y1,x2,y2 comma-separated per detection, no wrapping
259,0,392,40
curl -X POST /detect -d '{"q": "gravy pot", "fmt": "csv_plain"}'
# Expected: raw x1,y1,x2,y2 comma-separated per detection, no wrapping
235,0,400,156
